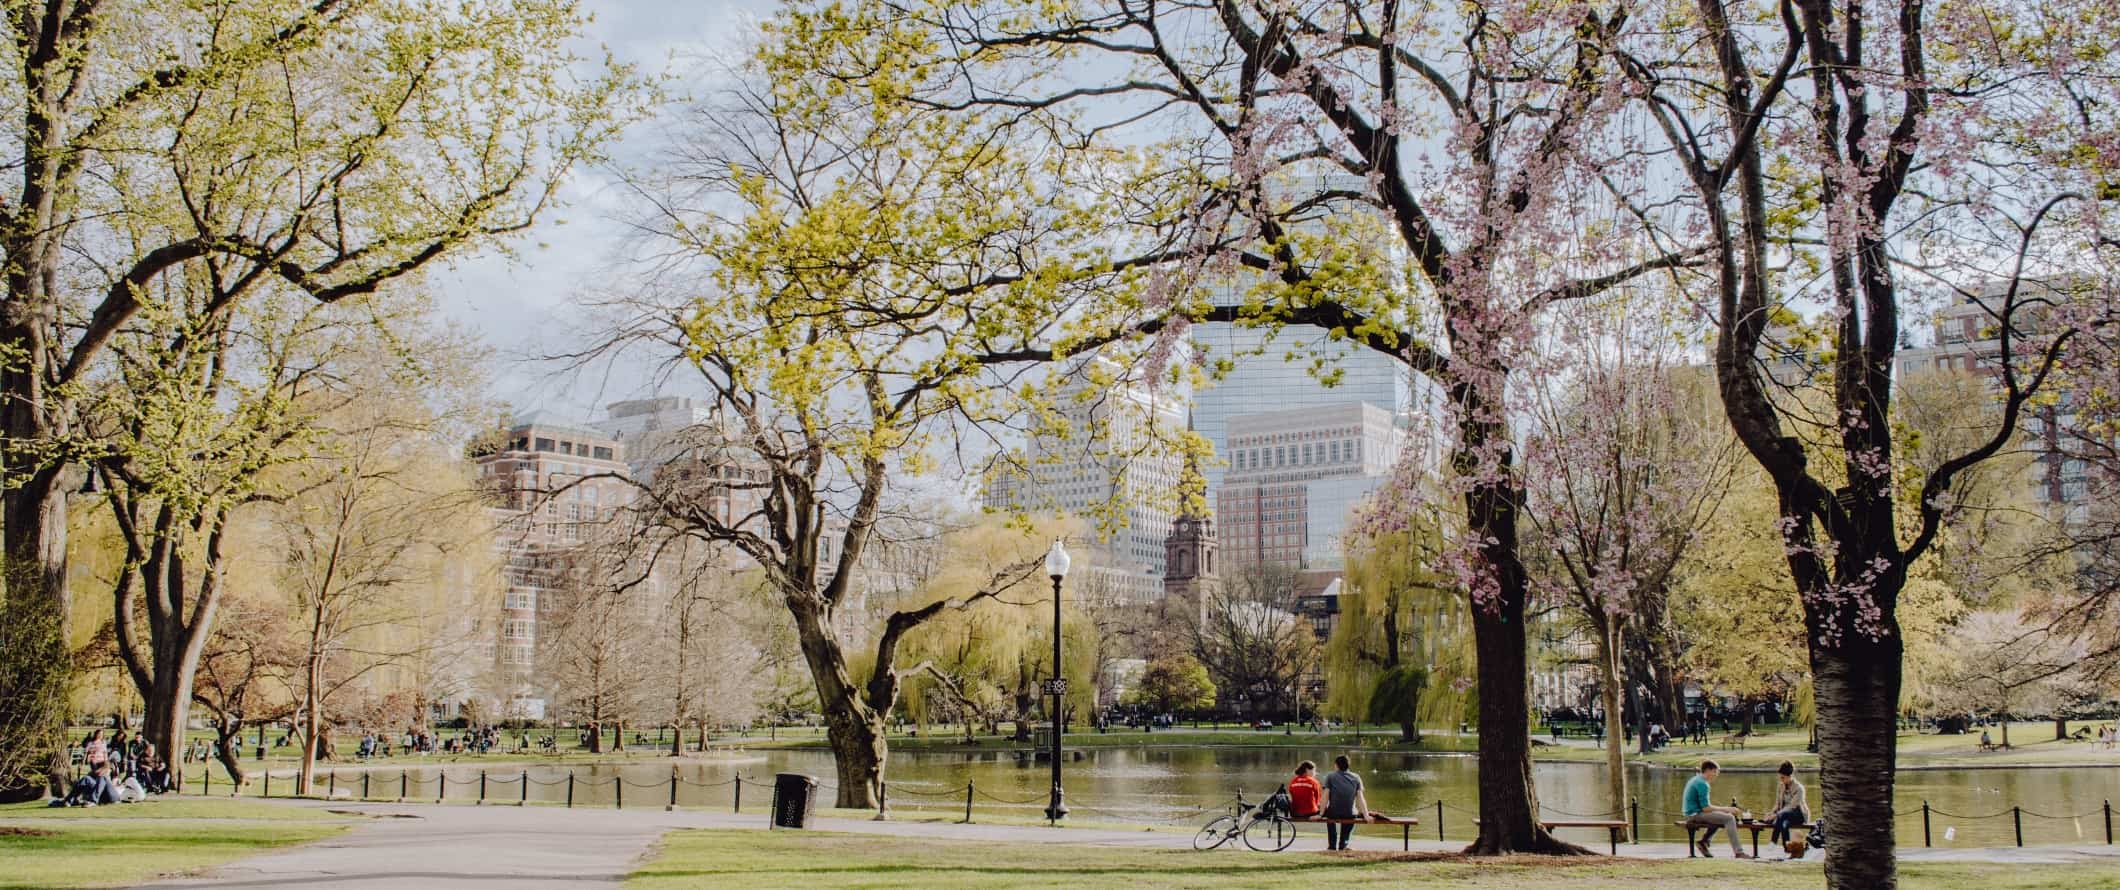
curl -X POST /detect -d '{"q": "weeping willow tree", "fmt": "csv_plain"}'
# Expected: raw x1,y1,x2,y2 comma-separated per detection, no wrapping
1325,496,1473,741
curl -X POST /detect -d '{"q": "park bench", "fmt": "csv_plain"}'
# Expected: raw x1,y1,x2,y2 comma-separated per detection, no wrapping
1289,814,1420,851
1475,819,1629,855
1719,734,1748,750
1677,819,1818,858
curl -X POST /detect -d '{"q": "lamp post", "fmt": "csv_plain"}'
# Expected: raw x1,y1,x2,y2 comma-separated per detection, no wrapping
1043,540,1071,823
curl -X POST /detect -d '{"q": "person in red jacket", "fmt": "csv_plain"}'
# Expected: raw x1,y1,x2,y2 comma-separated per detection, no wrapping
1287,760,1323,818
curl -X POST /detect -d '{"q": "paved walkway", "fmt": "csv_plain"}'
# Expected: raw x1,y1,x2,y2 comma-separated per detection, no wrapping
134,797,2120,888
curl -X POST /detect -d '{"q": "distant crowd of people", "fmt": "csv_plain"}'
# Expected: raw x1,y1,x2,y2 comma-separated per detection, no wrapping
55,729,171,807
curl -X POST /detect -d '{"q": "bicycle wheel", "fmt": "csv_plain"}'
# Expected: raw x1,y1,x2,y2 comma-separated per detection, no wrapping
1243,815,1296,852
1194,815,1240,850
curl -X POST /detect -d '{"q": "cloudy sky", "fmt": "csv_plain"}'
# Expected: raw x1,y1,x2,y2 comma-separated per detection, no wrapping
434,0,774,422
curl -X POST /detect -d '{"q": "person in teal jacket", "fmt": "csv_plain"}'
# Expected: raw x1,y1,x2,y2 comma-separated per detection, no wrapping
1683,760,1751,858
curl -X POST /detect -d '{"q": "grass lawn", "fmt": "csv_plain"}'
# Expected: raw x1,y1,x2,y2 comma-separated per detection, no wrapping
0,796,351,889
626,830,2120,890
1535,721,2120,770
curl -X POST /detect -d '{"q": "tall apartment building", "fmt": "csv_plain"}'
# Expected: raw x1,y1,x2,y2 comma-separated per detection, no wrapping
1894,279,2087,509
1216,402,1406,570
595,396,766,530
984,362,1187,603
472,412,634,718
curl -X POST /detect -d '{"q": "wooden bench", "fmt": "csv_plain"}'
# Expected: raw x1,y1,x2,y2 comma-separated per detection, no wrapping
1719,734,1748,750
1478,819,1628,855
1289,814,1420,850
1677,819,1818,858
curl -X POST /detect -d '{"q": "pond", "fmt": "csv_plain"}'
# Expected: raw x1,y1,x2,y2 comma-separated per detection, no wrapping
376,746,2119,849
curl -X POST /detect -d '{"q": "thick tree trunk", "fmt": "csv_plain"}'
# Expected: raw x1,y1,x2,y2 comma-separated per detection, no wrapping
1,470,70,800
1595,620,1630,839
612,719,625,752
1814,635,1902,890
671,724,684,757
825,715,885,810
1464,587,1583,854
141,675,192,793
2055,717,2068,741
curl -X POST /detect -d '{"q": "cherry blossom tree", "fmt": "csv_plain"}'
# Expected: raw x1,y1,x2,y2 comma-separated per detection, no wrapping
1617,0,2120,883
777,0,1706,852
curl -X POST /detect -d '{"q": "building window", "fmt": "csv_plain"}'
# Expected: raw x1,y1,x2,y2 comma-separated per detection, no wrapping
593,446,613,461
535,437,555,452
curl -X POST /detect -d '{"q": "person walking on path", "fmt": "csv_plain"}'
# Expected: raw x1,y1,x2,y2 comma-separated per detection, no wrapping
1684,760,1752,859
1320,755,1371,851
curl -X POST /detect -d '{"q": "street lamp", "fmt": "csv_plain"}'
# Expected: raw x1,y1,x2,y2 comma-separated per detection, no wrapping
1043,539,1071,822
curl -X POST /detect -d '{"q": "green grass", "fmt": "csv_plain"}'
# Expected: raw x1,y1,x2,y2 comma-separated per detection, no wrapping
625,830,2120,890
1534,721,2120,770
0,797,348,821
0,796,352,889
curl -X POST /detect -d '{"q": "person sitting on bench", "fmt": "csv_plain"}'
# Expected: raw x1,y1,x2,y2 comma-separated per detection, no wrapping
1321,755,1372,851
1684,760,1752,859
1768,760,1810,854
1287,761,1323,819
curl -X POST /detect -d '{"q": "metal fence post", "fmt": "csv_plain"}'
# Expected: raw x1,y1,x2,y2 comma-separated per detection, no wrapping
263,770,270,798
566,773,574,808
733,777,741,813
362,773,369,800
1630,796,1639,844
2106,800,2112,845
329,771,336,800
203,767,210,795
1437,800,1445,841
480,770,488,804
399,771,407,801
520,770,529,806
966,781,975,824
1922,801,1931,847
669,772,678,811
2014,806,2023,847
616,777,623,810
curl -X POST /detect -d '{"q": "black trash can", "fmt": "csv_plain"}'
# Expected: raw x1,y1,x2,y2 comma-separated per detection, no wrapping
770,773,818,830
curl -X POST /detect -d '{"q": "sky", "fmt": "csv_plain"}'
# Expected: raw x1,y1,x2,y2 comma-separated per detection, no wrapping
434,0,774,424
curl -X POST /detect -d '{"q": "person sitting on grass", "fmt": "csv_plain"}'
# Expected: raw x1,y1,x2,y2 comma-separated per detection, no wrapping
1683,760,1752,859
1320,755,1372,852
1287,761,1323,819
61,764,120,807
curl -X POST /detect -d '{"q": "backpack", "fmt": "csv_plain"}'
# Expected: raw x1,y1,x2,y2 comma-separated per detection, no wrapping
1261,787,1292,818
1807,818,1828,849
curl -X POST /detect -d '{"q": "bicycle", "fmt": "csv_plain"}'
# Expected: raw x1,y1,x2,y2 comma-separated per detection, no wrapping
1193,792,1297,852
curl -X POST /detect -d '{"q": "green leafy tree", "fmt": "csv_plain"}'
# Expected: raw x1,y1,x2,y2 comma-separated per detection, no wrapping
0,0,640,797
1125,654,1216,716
1366,665,1430,743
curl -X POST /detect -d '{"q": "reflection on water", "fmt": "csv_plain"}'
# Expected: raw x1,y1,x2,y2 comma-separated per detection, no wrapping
384,744,2119,848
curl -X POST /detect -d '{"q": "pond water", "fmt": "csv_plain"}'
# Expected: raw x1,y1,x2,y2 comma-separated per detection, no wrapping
379,745,2119,849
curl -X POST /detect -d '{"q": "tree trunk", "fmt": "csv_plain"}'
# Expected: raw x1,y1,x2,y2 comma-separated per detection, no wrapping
612,719,625,752
825,714,885,810
2055,717,2068,741
1814,635,1902,890
1739,697,1755,736
1595,619,1630,840
215,729,248,787
0,467,70,800
1466,601,1579,853
141,672,193,793
299,655,323,795
671,724,684,757
586,721,603,754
